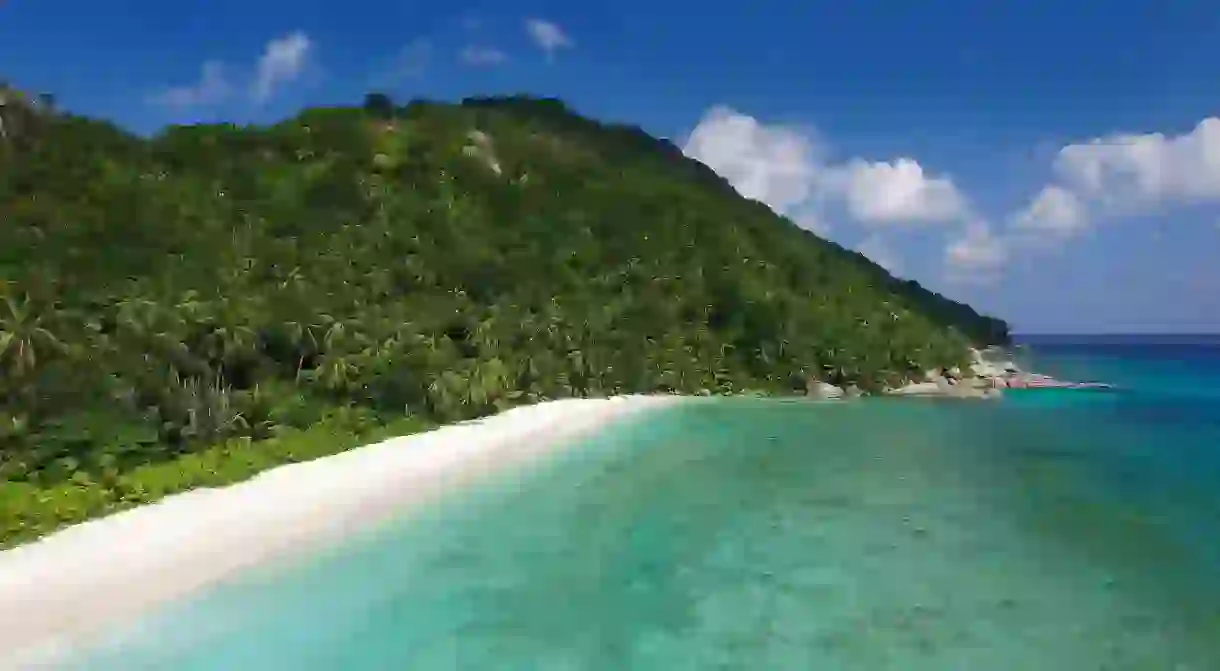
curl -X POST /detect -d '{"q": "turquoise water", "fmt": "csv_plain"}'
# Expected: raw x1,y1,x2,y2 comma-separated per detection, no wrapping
68,342,1220,669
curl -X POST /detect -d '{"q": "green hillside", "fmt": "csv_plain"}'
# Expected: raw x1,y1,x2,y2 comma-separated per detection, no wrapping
0,88,1007,544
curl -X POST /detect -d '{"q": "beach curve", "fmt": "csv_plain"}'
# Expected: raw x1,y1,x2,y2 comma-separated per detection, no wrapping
0,395,680,668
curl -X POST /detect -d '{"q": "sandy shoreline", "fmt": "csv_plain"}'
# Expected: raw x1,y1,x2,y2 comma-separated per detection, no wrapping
0,395,679,668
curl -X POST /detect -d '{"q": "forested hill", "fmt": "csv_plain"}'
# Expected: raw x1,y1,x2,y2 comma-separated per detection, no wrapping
0,88,1007,538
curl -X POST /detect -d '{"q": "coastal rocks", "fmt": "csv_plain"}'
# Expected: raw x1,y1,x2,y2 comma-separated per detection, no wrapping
970,360,1009,378
815,383,845,400
969,347,1021,378
890,347,1109,398
802,377,866,400
885,381,941,396
805,379,844,400
886,373,994,399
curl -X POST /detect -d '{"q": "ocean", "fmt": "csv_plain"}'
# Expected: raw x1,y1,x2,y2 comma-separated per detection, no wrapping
64,337,1220,670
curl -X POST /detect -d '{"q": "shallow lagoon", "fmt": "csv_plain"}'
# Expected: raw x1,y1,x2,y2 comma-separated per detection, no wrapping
70,345,1220,670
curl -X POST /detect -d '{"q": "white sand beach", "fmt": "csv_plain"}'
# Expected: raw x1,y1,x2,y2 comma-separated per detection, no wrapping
0,395,678,668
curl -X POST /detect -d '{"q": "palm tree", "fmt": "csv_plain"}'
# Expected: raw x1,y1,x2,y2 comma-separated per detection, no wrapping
311,354,359,395
315,313,349,353
0,294,65,380
426,370,465,418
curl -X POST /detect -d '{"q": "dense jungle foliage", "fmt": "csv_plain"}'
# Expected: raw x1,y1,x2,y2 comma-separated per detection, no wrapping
0,85,1008,545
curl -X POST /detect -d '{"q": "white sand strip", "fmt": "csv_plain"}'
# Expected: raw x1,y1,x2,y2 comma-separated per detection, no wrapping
0,395,678,667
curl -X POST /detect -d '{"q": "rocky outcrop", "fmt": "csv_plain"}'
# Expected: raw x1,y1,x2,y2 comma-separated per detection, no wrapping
888,359,1002,400
885,347,1108,399
462,129,503,175
806,378,844,400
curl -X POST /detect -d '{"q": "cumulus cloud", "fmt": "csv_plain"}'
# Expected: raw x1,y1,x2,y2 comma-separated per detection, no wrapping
823,157,970,225
682,106,821,215
460,45,508,66
1055,117,1220,206
856,235,903,275
945,222,1008,284
525,19,573,60
1011,116,1220,242
148,31,313,111
148,60,231,108
682,105,970,239
790,210,831,235
1010,185,1089,237
253,31,312,103
686,106,1220,290
682,106,1015,285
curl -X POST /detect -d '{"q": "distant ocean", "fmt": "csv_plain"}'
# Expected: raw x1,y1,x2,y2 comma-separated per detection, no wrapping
67,336,1220,670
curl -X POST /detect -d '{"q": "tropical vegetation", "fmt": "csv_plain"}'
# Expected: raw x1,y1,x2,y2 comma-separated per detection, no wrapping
0,84,1008,546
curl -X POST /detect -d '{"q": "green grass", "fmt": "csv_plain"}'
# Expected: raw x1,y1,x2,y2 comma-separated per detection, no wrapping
0,413,435,550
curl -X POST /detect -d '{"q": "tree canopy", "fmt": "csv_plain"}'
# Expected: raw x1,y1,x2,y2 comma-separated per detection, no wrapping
0,87,1008,545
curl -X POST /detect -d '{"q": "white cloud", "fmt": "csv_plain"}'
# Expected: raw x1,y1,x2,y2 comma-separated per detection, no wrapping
790,210,830,235
945,222,1008,283
1011,116,1220,243
684,106,1220,291
253,31,312,103
823,157,970,225
148,60,230,108
856,235,903,275
682,106,821,214
460,45,508,66
525,19,573,60
1010,185,1088,237
682,105,970,235
1054,117,1220,207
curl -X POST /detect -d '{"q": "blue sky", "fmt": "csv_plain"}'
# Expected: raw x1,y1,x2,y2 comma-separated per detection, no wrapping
4,1,1220,333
